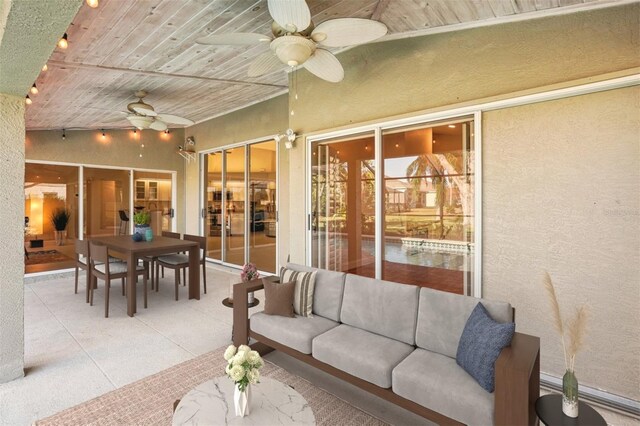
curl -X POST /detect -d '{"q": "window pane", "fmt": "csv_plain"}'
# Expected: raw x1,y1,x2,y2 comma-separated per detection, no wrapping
311,133,375,276
224,147,245,266
249,140,277,273
24,163,79,273
133,171,172,234
382,119,474,294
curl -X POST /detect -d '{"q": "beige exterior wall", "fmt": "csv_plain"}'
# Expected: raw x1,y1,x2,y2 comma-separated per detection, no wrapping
483,86,640,400
0,93,26,382
25,128,186,232
279,3,639,401
183,95,289,261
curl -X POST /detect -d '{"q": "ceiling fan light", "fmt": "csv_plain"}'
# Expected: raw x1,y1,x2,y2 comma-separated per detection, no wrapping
271,36,315,67
127,115,153,130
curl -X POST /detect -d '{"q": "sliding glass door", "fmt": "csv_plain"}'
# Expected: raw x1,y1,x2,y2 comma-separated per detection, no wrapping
203,139,278,273
309,117,476,295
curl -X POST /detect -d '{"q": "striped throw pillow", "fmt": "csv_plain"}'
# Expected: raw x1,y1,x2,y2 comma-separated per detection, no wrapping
279,267,317,317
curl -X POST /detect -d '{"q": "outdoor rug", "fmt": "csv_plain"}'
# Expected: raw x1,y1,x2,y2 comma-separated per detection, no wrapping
36,346,387,425
25,250,73,266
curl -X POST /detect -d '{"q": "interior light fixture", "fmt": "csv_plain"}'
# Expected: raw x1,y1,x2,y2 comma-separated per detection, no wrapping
42,64,48,72
448,124,456,128
30,83,38,95
86,0,99,8
25,95,32,105
62,129,66,140
58,33,68,49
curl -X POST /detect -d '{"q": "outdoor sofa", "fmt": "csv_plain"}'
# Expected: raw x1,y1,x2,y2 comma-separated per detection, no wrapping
233,263,540,425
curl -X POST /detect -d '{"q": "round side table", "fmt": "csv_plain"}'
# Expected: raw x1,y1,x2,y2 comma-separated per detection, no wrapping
535,395,606,426
222,297,260,308
173,376,315,425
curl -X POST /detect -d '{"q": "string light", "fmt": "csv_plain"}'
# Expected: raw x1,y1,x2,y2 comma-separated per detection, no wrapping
62,129,66,140
101,129,106,139
86,0,99,7
42,64,48,72
58,33,68,49
25,95,32,105
30,83,38,95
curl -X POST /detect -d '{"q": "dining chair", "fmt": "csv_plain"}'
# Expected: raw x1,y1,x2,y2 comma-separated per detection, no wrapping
183,234,207,295
74,239,89,297
89,242,148,318
156,231,184,285
118,210,129,235
154,233,206,300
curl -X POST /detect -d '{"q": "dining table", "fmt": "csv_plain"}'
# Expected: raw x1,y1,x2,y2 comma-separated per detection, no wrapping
89,235,200,317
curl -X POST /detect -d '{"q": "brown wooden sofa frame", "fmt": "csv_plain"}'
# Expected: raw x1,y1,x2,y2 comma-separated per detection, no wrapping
233,279,540,426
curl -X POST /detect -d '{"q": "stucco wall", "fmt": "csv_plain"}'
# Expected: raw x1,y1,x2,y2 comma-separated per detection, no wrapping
25,129,186,232
183,95,289,262
0,93,25,382
483,86,640,400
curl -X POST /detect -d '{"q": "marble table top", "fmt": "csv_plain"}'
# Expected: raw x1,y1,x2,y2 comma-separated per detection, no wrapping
172,376,315,425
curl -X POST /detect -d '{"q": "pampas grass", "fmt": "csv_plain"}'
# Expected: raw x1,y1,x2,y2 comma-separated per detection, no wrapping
543,272,589,372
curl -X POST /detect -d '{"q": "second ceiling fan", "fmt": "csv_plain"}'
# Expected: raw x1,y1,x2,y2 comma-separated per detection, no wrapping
196,0,388,83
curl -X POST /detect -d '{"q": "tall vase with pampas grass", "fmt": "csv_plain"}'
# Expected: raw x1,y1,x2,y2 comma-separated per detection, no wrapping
543,272,588,418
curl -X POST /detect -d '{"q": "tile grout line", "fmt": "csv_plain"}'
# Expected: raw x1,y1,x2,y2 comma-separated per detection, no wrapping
27,284,120,390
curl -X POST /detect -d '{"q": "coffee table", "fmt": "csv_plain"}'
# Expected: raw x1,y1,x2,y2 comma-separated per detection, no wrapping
172,376,315,425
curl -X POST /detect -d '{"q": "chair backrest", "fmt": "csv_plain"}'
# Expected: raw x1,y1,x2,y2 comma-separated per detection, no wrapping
89,242,109,268
118,210,129,221
75,239,89,260
162,231,180,239
183,234,206,259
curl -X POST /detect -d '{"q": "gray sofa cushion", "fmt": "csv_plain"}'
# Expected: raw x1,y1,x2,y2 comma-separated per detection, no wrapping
392,348,494,426
250,312,338,354
312,324,414,388
286,263,346,322
416,287,513,358
340,274,419,345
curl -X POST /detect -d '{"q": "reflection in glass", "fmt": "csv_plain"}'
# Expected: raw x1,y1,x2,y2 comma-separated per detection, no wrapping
311,133,376,276
205,152,223,261
249,141,277,273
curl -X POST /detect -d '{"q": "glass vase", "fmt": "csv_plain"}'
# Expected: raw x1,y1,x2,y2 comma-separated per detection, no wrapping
562,369,579,418
234,383,251,417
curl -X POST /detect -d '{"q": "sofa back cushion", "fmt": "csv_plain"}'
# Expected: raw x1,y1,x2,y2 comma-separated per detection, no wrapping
341,274,419,345
285,263,346,322
416,287,513,358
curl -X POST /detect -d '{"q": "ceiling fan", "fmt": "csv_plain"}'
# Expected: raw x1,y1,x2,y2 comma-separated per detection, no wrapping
195,0,388,83
109,90,194,131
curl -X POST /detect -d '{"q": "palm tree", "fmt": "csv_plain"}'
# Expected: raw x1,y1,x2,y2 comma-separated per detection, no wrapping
406,155,446,238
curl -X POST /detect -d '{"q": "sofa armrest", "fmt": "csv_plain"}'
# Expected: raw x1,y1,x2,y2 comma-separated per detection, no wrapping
232,279,265,346
494,332,540,425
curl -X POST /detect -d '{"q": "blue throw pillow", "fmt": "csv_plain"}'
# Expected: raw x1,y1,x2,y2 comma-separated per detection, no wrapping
456,302,515,393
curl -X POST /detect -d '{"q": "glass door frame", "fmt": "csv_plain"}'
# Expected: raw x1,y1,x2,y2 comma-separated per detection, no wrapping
199,135,280,275
25,160,177,240
306,111,483,297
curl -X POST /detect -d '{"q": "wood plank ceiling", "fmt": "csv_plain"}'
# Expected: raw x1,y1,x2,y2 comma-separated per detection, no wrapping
26,0,601,131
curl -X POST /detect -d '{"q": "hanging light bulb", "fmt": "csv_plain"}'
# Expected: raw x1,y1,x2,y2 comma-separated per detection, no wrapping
101,129,106,139
25,95,32,105
86,0,99,8
30,83,38,95
42,64,48,72
58,33,68,49
62,129,66,140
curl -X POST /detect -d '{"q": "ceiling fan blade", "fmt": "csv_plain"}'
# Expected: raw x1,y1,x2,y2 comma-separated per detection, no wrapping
311,18,388,48
248,51,286,77
156,114,194,126
195,32,271,46
268,0,311,33
149,119,168,131
303,49,344,83
127,115,153,130
132,105,157,116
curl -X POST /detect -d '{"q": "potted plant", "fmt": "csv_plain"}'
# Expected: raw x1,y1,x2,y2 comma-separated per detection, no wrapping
133,210,152,241
51,208,71,246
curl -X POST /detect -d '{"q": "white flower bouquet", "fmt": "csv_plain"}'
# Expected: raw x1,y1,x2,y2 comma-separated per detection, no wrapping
224,344,263,392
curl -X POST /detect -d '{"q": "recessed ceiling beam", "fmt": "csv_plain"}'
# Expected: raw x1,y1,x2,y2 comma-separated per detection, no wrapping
46,60,288,89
